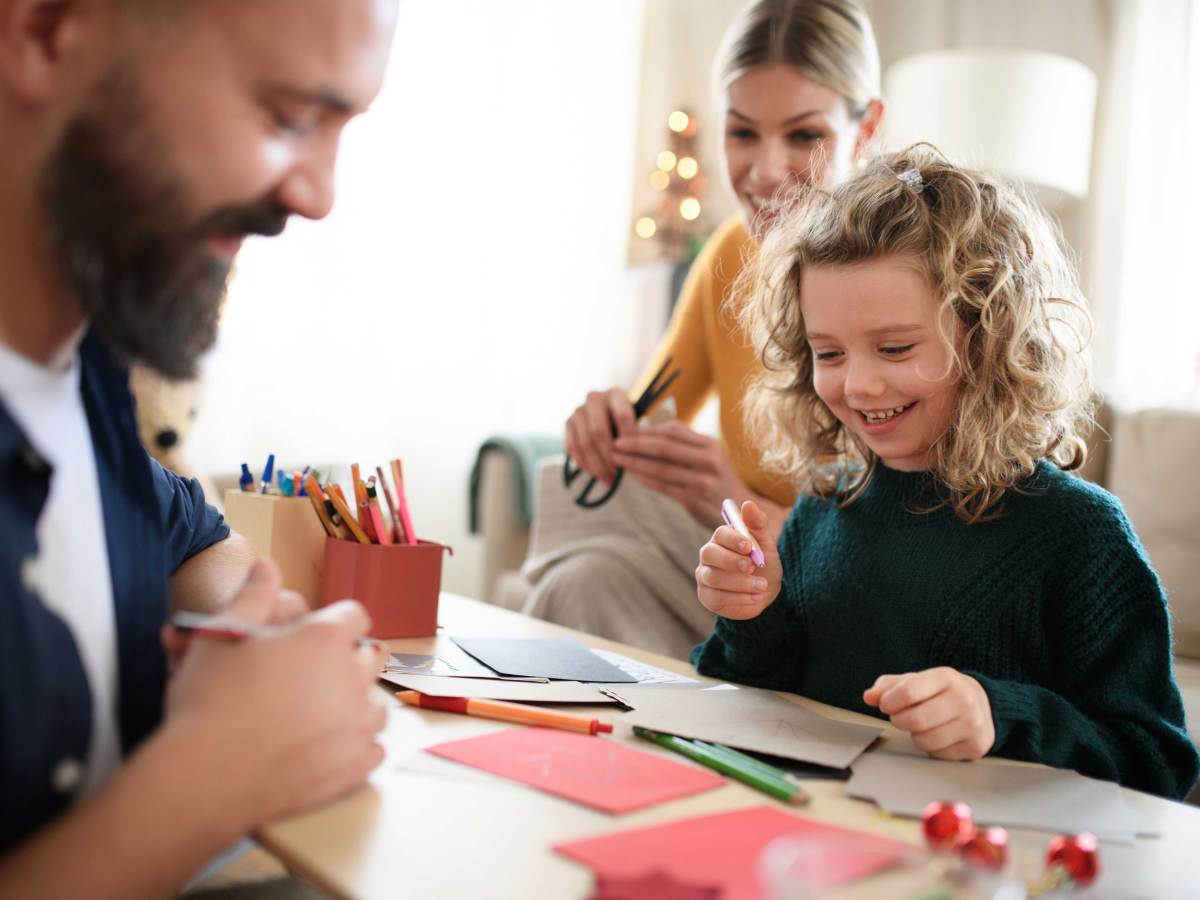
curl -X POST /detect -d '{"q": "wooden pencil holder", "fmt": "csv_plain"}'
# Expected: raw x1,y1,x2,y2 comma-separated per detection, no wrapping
223,490,327,608
320,537,448,638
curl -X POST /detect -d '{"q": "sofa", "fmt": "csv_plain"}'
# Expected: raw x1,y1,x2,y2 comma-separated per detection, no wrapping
472,404,1200,803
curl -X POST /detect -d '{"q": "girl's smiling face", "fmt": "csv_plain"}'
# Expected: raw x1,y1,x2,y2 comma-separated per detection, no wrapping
800,255,962,471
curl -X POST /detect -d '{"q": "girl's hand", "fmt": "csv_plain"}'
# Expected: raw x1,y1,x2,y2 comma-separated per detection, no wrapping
613,421,761,529
564,387,638,485
695,500,783,620
863,667,995,761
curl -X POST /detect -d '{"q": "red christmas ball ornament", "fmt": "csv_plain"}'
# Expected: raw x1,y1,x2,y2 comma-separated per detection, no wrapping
922,801,975,851
960,826,1008,870
1046,832,1100,886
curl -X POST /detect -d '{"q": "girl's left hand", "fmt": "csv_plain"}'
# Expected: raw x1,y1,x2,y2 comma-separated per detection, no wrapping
613,421,761,529
862,667,995,761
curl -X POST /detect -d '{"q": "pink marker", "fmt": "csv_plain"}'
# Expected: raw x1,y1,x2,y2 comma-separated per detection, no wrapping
721,498,765,568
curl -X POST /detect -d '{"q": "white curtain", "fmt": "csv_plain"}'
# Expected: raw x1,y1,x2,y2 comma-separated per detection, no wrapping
1089,0,1200,407
189,1,646,597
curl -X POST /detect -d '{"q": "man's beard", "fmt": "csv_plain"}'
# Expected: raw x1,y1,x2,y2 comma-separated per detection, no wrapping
39,66,289,379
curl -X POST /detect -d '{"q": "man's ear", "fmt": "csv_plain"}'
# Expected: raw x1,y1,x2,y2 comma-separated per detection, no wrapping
0,0,90,104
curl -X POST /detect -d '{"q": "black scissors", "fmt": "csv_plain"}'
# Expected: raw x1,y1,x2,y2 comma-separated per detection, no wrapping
563,356,682,509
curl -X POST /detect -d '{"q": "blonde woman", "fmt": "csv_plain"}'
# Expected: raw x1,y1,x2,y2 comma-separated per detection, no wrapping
694,145,1199,799
521,0,884,658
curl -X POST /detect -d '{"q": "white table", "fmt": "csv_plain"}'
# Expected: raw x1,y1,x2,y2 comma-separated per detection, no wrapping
257,594,1200,898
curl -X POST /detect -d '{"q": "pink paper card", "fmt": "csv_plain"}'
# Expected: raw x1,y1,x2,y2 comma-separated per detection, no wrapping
425,727,725,814
554,806,915,899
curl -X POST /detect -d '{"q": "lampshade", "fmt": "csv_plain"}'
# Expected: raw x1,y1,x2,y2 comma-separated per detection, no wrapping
883,49,1098,209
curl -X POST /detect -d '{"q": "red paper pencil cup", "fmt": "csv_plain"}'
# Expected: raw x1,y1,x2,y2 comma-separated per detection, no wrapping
320,536,448,638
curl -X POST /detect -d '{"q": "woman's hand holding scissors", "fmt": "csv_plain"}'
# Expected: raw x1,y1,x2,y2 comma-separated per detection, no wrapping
564,387,638,486
613,422,788,531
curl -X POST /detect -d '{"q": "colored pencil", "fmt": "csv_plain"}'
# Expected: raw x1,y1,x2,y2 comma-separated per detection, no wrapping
350,463,370,532
389,458,418,545
326,482,372,544
375,465,404,543
633,726,808,805
364,481,392,545
303,476,337,537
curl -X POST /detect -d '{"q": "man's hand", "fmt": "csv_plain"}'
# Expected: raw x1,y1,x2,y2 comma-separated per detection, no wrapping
161,559,387,829
863,667,995,761
695,500,782,620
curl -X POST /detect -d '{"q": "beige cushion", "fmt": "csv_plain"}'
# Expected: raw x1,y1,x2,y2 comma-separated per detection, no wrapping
1077,400,1114,487
1107,408,1200,659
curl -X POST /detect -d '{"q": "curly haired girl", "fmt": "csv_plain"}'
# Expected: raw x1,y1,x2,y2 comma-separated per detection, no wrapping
692,144,1199,799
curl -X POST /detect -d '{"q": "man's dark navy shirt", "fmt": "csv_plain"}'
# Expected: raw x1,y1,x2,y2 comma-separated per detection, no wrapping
0,334,228,854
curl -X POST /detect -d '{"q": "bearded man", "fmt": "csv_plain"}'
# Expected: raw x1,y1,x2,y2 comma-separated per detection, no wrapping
0,1,398,893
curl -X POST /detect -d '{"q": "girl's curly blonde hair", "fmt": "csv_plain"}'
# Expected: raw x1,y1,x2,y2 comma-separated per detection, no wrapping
735,144,1094,523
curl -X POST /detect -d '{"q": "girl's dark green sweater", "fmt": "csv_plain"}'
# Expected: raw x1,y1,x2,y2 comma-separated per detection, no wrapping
692,462,1199,800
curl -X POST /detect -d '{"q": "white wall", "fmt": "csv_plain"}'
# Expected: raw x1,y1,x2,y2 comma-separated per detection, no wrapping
626,0,745,266
190,1,647,598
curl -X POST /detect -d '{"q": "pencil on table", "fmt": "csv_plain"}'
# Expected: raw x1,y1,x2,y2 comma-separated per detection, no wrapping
633,726,808,806
396,690,613,735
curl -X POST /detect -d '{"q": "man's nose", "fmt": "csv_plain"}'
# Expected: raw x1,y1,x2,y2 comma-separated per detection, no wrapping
274,143,338,221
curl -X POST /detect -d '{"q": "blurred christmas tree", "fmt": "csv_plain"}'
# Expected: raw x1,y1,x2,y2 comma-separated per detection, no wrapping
633,109,709,262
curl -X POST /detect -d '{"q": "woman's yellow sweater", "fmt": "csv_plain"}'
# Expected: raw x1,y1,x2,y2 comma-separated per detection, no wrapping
634,214,795,507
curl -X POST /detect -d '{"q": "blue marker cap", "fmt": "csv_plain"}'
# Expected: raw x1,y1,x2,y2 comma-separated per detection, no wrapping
239,463,254,491
261,453,276,486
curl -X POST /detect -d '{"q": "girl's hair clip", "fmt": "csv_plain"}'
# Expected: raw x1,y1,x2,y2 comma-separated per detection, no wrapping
897,167,925,193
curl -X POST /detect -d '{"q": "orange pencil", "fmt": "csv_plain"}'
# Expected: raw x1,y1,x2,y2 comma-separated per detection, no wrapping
322,483,358,540
326,482,371,544
364,481,392,545
395,691,613,735
324,498,355,541
350,463,370,532
303,476,337,537
389,458,419,545
359,503,379,543
374,465,404,543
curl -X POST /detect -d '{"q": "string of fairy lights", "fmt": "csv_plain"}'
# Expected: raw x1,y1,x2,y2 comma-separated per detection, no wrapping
634,109,709,260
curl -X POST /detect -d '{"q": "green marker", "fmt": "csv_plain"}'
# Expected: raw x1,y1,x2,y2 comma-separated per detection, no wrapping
633,726,809,806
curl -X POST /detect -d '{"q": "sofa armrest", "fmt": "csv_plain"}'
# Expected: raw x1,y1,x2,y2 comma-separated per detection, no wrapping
1107,406,1200,660
478,450,533,603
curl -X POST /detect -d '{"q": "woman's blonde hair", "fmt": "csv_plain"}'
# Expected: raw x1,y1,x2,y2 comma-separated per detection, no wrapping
714,0,880,115
736,144,1094,523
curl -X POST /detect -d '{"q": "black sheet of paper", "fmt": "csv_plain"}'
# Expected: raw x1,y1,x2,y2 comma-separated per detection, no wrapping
451,636,637,683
